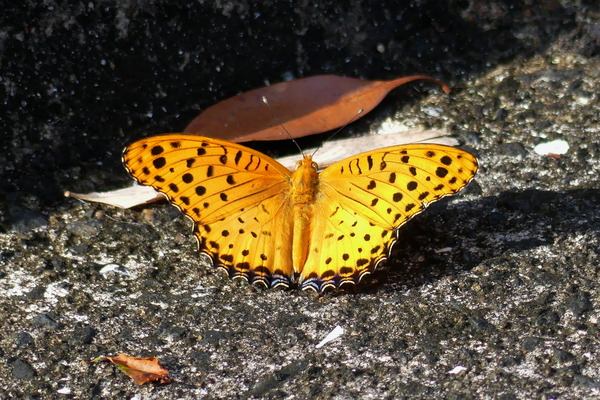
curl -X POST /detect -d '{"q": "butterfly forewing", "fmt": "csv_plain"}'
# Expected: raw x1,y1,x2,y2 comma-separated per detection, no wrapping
123,134,296,288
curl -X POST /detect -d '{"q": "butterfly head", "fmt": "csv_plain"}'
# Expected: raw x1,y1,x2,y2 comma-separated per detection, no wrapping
295,154,319,171
291,154,320,200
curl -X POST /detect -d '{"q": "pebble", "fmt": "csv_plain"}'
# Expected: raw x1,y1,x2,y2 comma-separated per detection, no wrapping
522,337,542,352
66,219,103,237
32,313,61,330
499,142,528,157
68,326,97,345
9,205,48,234
534,139,569,155
12,332,34,347
566,291,593,317
11,359,35,381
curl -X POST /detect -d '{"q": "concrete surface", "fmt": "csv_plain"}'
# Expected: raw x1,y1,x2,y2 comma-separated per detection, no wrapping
1,1,599,399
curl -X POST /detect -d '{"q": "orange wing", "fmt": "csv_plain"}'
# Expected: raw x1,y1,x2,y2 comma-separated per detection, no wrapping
123,135,296,288
299,144,478,292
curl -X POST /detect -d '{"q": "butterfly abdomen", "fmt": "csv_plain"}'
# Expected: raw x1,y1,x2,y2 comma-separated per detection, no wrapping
290,155,320,274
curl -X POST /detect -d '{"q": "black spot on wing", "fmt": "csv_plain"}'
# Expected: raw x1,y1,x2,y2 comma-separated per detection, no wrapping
436,167,449,178
153,157,166,169
182,173,194,183
340,266,354,275
236,262,250,270
151,145,164,155
321,270,335,279
356,259,369,267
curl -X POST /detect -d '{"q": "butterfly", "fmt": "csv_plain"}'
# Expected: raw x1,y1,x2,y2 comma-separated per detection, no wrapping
123,135,478,293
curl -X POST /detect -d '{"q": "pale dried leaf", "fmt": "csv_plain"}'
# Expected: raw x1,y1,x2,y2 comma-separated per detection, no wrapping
65,184,165,208
68,130,459,208
278,129,458,170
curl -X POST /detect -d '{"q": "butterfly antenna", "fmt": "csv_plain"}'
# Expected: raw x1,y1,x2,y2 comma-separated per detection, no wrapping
310,108,364,158
261,96,305,156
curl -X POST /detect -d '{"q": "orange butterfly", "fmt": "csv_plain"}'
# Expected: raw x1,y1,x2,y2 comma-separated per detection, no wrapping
123,135,477,293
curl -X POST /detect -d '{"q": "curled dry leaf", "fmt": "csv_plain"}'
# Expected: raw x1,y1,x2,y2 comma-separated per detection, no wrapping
93,353,171,385
184,74,450,142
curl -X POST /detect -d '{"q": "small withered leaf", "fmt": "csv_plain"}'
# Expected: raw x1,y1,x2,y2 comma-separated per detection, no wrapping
93,353,171,385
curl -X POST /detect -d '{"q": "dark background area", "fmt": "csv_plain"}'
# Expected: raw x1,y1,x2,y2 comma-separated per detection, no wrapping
2,0,592,207
1,1,599,399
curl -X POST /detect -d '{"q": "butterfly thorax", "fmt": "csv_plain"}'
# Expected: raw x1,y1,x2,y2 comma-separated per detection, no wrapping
291,155,319,204
290,155,320,273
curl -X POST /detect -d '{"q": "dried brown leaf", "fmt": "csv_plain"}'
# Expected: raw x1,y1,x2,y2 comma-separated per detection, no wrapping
94,353,171,385
184,74,449,142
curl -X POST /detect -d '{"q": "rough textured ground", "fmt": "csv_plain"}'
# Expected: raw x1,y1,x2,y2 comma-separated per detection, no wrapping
1,1,599,399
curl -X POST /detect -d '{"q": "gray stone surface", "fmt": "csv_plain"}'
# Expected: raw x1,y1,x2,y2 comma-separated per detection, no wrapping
1,1,599,399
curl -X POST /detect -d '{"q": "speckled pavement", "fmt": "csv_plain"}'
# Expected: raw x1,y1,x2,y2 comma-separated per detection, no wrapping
1,2,599,399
